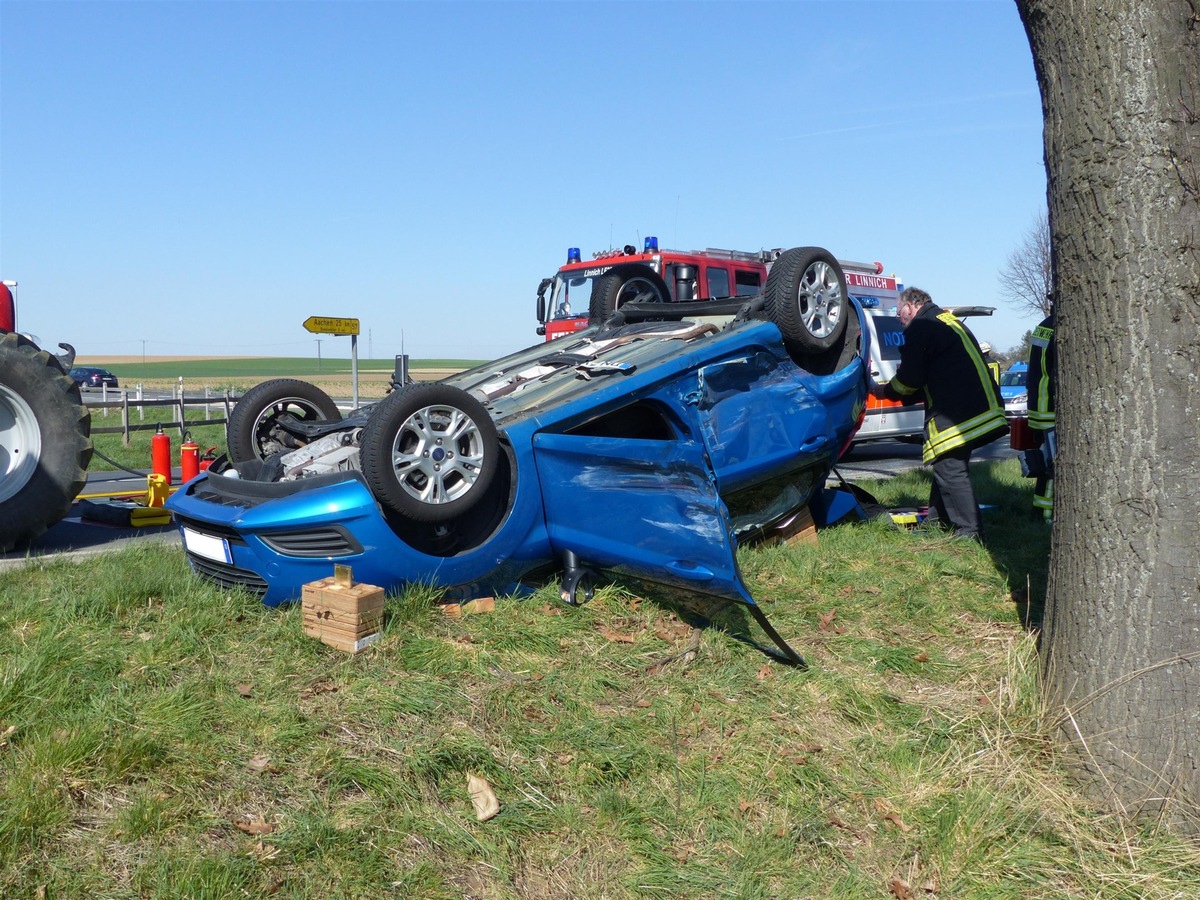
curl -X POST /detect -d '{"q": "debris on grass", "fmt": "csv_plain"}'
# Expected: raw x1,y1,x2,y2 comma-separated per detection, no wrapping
467,773,500,822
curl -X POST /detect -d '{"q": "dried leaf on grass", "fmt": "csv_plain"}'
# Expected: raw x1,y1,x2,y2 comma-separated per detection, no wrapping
298,680,339,699
828,813,866,841
875,797,912,832
817,610,846,634
653,614,692,644
467,773,500,822
888,879,915,900
598,626,638,644
247,754,272,774
236,684,254,698
0,724,16,748
234,814,276,836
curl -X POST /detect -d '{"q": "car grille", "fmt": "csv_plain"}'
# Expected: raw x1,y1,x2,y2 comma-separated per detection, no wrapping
192,481,262,509
259,527,362,558
184,553,268,598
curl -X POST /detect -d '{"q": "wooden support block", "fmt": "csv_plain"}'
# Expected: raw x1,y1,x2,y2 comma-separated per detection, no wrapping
302,576,385,654
774,505,818,547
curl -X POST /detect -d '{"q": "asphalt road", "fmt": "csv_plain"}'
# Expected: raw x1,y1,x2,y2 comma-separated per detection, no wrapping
0,470,181,571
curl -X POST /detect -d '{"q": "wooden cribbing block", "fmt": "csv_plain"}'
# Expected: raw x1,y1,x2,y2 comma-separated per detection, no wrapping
775,505,818,547
302,576,385,654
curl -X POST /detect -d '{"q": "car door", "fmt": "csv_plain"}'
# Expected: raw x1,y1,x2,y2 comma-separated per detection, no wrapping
532,428,805,665
533,430,749,600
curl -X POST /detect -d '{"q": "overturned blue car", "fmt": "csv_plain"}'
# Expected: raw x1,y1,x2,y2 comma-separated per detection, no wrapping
167,247,871,664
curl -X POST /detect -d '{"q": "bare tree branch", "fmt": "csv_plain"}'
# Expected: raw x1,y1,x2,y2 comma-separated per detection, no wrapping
998,210,1053,318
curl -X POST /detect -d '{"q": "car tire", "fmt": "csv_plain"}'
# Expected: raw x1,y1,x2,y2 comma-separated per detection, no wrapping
588,265,671,323
359,383,499,524
763,247,848,354
226,378,342,464
0,331,94,551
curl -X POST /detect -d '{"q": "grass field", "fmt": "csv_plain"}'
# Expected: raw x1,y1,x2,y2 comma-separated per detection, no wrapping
3,461,1199,897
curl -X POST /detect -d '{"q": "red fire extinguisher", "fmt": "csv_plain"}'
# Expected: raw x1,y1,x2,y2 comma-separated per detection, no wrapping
199,446,220,472
151,424,172,486
181,432,200,483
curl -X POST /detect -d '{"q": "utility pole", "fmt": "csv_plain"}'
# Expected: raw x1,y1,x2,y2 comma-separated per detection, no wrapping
315,339,323,370
141,339,146,365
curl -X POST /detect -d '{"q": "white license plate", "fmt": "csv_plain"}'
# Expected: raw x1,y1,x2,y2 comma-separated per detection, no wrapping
182,527,232,565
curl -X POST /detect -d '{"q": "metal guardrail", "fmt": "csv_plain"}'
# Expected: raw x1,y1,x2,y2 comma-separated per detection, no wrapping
82,384,241,444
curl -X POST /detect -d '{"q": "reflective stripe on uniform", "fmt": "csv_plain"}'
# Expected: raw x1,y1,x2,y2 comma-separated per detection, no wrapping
889,376,920,396
923,407,1010,463
1033,479,1054,511
1029,322,1055,430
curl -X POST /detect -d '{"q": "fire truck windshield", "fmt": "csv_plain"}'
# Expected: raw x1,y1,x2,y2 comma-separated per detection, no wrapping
546,273,595,322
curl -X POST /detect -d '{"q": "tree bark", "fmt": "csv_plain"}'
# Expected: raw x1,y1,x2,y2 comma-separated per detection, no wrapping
1017,0,1200,831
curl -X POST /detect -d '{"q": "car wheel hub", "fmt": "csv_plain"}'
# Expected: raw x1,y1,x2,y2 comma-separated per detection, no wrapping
391,404,485,505
798,261,842,339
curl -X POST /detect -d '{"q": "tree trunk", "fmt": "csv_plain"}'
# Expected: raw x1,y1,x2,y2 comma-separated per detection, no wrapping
1017,0,1200,831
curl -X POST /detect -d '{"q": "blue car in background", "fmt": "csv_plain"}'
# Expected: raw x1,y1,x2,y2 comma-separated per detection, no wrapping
1001,362,1028,417
166,247,871,664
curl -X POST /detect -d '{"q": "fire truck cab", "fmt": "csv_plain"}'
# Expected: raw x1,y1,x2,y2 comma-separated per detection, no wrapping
536,237,774,341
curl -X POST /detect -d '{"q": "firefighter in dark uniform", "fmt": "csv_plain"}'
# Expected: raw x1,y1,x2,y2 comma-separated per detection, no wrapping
1027,308,1056,519
870,287,1009,541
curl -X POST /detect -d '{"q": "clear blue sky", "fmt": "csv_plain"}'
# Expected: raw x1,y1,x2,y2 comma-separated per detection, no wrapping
1,0,1045,362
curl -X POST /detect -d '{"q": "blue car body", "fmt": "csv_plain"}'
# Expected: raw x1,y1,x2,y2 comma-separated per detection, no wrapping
167,296,870,661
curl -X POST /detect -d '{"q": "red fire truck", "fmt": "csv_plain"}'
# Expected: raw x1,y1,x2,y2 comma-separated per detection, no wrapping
535,237,775,341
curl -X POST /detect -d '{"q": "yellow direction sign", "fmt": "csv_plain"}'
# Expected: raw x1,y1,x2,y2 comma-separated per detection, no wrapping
303,316,360,336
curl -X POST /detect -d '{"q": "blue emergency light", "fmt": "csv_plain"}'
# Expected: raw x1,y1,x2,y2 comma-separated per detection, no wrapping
644,236,659,252
567,247,581,264
852,294,880,308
